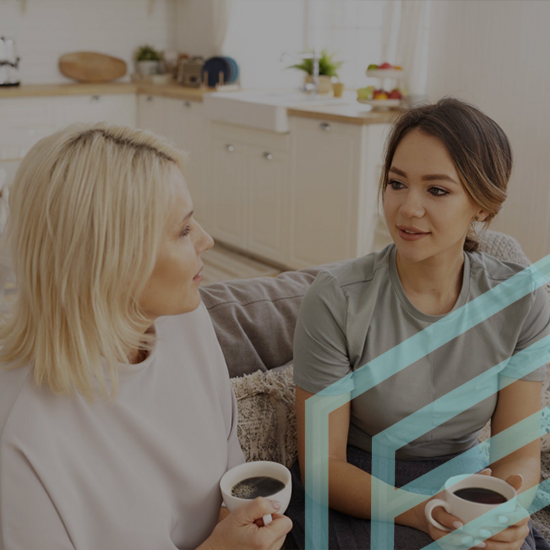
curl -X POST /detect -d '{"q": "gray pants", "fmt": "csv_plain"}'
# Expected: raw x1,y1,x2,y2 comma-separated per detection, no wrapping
284,446,550,550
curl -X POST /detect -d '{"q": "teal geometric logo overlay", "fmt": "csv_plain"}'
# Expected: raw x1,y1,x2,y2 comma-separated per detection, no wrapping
304,255,550,549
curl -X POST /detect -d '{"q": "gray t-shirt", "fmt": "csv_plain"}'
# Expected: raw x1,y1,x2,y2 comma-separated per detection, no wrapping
294,244,550,459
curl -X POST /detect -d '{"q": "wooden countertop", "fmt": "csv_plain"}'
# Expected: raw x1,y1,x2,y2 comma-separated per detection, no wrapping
0,83,403,124
0,82,210,102
287,102,402,125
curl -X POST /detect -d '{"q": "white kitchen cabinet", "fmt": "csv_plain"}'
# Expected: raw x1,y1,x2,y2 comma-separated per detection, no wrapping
55,94,137,129
0,97,56,161
137,94,167,138
137,96,210,227
246,145,290,263
209,137,248,249
288,116,389,269
166,100,209,228
207,122,291,263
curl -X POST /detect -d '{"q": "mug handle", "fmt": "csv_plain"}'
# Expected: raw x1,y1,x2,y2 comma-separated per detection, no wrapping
263,514,273,526
425,499,452,532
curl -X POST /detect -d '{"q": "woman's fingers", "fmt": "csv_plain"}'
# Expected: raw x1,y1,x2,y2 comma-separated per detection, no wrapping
237,497,282,523
431,505,464,531
505,474,524,492
482,519,530,543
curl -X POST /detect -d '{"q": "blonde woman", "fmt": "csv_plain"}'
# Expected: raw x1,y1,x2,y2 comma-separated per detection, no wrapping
0,124,292,550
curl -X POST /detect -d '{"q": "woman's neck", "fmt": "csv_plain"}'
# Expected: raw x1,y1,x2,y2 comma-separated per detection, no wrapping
395,246,466,316
127,323,155,364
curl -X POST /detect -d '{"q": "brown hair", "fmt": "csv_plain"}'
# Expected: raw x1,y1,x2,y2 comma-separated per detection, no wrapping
379,97,512,252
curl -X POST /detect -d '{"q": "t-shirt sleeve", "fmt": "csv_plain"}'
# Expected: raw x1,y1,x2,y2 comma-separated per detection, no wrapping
293,271,353,395
501,285,550,382
226,385,246,470
0,446,75,550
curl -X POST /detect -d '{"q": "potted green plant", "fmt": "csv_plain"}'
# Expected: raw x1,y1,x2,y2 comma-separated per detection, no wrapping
289,49,343,94
135,45,161,76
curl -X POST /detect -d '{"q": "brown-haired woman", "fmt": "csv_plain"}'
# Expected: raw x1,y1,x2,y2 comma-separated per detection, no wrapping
286,98,550,550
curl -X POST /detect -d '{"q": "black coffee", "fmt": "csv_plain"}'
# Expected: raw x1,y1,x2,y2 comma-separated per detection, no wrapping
454,487,508,505
231,476,285,499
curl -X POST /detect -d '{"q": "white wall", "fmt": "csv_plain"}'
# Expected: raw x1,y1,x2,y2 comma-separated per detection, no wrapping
174,0,214,58
426,0,550,261
176,0,307,89
175,0,384,90
0,0,176,84
222,0,306,89
308,0,385,90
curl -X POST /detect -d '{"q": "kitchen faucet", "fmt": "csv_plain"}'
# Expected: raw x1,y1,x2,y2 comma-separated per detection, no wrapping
280,50,320,96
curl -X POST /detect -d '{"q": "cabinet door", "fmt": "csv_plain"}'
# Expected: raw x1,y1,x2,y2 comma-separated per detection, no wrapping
55,94,137,129
247,146,290,264
0,97,56,160
289,117,362,268
208,138,247,248
137,94,168,137
165,100,210,227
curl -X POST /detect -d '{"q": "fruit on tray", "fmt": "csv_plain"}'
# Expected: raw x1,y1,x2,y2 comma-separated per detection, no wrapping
357,85,375,100
394,65,403,70
389,88,402,99
367,64,379,71
378,62,393,69
373,89,389,100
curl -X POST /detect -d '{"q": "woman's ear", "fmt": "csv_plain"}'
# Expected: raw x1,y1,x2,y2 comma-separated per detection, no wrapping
476,209,490,223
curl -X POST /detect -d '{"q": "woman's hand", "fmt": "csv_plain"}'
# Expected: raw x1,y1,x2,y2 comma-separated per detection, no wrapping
417,470,530,550
470,474,530,550
201,497,292,550
417,492,470,547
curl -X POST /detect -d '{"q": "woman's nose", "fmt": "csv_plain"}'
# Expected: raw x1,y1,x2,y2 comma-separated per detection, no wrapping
400,191,425,219
196,223,214,253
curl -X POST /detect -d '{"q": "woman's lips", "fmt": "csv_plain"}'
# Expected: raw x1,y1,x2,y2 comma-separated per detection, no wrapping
397,228,430,241
193,267,204,282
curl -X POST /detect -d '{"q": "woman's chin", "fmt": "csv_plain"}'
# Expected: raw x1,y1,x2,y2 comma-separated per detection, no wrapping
395,244,432,264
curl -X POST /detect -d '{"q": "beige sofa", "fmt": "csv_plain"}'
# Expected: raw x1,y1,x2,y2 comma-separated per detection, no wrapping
199,231,550,537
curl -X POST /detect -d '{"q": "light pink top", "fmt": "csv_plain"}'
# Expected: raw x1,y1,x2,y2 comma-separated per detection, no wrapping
0,302,245,550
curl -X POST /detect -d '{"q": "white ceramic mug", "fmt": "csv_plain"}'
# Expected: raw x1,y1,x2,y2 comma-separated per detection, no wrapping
220,461,292,526
425,473,517,531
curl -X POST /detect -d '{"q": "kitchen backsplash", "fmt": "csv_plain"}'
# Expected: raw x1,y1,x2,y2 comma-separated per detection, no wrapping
0,0,176,84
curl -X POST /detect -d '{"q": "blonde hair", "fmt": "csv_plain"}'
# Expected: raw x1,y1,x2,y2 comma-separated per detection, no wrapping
0,123,185,401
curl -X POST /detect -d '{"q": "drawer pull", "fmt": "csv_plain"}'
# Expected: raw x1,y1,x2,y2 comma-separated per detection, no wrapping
264,152,274,161
90,95,102,103
146,95,154,102
184,101,192,108
320,122,331,132
226,144,234,152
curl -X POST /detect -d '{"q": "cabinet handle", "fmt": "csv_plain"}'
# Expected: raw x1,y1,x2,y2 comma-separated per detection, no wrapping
90,95,102,103
146,95,154,102
226,144,234,152
320,122,331,132
184,101,192,108
263,152,274,160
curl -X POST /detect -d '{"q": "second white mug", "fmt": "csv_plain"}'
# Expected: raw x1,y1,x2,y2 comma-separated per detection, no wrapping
220,461,292,526
425,473,517,532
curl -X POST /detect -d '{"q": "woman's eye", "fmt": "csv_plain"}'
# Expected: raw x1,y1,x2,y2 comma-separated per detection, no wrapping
429,187,449,197
179,225,191,238
388,179,405,190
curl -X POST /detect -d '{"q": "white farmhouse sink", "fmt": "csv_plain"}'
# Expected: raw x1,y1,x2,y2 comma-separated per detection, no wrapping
203,89,352,133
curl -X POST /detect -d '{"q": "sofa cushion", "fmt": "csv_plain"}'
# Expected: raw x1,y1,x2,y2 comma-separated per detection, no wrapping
230,363,297,469
200,265,339,378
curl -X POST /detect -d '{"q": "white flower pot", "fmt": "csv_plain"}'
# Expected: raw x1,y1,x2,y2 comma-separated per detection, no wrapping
136,60,160,76
304,75,333,94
